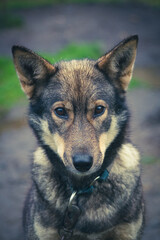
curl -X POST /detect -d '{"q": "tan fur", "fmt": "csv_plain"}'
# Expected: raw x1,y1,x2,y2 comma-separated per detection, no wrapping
33,147,67,209
34,147,51,167
118,143,140,169
111,143,140,175
41,118,65,161
54,133,65,161
85,203,116,224
99,115,119,158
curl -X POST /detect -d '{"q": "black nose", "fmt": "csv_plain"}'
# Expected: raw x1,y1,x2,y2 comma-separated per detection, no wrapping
72,154,93,172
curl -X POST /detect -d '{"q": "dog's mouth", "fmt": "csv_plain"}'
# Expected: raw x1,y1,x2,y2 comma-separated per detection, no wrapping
66,164,103,191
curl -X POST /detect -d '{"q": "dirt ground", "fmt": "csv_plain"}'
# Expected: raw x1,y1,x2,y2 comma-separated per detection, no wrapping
0,3,160,240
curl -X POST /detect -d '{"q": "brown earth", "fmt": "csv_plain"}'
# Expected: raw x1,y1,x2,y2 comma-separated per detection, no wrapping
0,3,160,240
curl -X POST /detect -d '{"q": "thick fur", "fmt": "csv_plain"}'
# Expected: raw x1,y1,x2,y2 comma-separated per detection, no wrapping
12,35,144,240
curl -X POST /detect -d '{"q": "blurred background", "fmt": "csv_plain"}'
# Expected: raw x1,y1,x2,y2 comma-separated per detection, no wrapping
0,0,160,239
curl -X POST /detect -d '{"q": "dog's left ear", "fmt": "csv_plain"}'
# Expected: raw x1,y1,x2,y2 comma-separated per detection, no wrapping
97,35,138,91
12,46,56,99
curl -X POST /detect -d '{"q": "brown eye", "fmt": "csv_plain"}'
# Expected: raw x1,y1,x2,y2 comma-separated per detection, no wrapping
94,105,105,117
54,107,68,119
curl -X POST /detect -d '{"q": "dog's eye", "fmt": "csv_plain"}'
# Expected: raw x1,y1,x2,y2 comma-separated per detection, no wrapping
54,107,68,119
94,105,105,117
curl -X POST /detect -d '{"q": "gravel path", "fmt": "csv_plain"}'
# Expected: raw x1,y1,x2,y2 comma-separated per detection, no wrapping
0,4,160,240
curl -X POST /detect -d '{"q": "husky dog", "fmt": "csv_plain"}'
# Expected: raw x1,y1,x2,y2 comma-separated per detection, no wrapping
12,35,144,240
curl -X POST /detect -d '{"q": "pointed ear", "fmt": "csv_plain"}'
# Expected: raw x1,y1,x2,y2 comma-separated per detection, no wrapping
97,35,138,91
12,46,57,98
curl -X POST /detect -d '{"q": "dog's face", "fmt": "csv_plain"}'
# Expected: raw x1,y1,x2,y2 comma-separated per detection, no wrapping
39,59,117,176
12,36,138,178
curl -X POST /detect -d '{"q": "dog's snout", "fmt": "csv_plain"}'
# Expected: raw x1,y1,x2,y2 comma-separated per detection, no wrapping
72,154,93,172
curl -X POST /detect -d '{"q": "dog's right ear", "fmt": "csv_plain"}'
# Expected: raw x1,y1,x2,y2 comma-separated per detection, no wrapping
12,46,57,99
97,35,138,92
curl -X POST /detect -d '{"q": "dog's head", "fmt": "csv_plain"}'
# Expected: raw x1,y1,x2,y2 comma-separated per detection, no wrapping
12,36,138,180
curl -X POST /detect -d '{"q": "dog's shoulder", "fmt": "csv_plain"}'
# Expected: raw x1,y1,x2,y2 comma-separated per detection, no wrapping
111,142,141,181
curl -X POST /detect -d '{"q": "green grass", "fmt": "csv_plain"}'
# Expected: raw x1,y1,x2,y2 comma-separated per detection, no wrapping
129,76,149,90
0,43,147,111
41,43,101,62
0,57,24,110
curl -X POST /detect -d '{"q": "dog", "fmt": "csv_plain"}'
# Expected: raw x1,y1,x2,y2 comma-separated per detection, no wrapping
12,35,144,240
